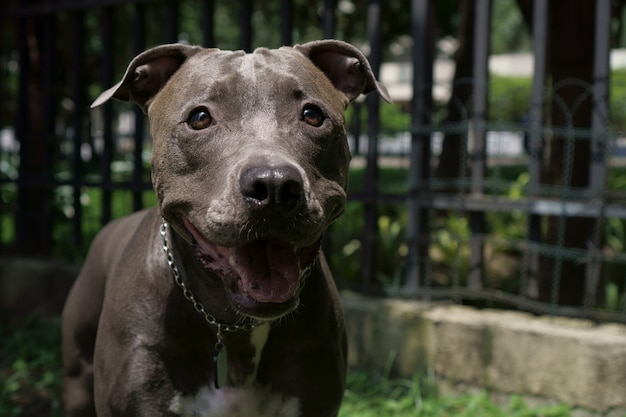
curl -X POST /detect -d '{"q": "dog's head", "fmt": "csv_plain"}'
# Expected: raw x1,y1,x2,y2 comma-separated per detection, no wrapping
92,40,390,319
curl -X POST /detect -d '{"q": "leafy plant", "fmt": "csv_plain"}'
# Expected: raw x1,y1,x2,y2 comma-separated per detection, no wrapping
340,370,575,417
430,214,471,285
376,211,409,286
489,75,532,123
486,172,528,252
0,318,63,417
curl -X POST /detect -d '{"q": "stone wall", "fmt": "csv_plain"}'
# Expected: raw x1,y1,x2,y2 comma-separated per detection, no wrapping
342,293,626,416
0,258,78,323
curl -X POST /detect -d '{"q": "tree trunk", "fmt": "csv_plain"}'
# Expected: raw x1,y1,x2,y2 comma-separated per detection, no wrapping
538,0,596,305
434,1,475,187
15,9,52,257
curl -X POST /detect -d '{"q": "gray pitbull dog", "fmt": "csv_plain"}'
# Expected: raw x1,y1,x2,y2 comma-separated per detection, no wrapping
62,40,390,417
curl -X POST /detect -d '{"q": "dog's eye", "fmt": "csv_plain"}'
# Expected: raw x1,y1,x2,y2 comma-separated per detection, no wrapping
187,109,212,130
301,106,325,127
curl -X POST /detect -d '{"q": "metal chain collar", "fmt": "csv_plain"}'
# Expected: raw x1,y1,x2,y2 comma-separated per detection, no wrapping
159,219,265,334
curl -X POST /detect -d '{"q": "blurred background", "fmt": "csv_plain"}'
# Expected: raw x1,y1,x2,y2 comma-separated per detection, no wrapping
2,0,626,320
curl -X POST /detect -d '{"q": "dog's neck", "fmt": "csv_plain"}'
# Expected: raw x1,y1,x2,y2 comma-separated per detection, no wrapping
160,219,270,389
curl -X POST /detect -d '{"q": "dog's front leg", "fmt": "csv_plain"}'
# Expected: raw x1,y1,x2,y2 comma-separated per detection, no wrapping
92,328,177,416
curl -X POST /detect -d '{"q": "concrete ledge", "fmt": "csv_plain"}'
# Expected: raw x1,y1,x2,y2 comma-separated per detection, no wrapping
342,293,626,415
0,257,78,323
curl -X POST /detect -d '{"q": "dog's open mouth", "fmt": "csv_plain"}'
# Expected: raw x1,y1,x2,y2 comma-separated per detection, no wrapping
183,217,319,308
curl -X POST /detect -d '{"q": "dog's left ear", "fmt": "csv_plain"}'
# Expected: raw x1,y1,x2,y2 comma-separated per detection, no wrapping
91,43,203,113
295,40,392,103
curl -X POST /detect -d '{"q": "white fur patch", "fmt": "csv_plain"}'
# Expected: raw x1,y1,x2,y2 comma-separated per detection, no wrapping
247,323,270,385
169,385,301,417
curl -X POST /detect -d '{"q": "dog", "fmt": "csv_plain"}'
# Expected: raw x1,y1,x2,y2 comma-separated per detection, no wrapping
62,39,390,417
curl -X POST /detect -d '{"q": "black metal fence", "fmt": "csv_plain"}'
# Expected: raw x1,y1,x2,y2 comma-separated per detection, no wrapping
2,0,626,323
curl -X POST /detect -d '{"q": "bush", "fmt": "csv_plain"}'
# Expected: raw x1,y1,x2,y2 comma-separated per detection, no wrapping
489,75,532,124
0,318,63,417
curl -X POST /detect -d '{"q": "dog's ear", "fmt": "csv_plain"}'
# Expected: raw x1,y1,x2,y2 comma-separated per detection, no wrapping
295,40,392,103
91,44,203,113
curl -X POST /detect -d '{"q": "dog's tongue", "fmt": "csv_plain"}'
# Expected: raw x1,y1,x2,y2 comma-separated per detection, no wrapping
230,240,300,303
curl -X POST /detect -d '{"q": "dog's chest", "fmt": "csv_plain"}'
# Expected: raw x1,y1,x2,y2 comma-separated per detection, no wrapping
168,385,300,417
168,323,300,417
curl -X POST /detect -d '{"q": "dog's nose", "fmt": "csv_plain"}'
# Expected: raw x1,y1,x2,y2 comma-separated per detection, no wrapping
239,165,305,211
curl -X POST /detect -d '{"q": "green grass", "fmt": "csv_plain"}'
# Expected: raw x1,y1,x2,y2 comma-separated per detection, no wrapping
0,317,594,417
0,317,64,417
340,371,574,417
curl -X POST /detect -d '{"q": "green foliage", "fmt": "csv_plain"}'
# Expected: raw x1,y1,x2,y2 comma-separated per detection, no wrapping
377,211,409,285
328,202,410,288
329,202,366,287
328,166,410,288
604,282,625,312
347,73,532,133
602,169,626,311
340,371,574,417
489,75,532,123
430,215,470,283
330,164,626,301
0,318,63,417
49,187,158,261
0,184,16,245
486,172,528,251
348,69,626,132
491,0,532,54
605,217,626,253
345,102,411,136
489,69,626,127
610,70,626,128
379,104,412,135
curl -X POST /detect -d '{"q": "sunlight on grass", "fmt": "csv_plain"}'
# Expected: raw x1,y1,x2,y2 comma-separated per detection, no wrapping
340,371,574,417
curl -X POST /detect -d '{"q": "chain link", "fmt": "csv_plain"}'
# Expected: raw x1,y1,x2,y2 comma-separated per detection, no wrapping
159,219,264,333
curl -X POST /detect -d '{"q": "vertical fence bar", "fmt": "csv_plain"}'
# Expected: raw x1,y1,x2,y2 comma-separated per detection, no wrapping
468,0,490,289
0,6,10,249
100,7,114,226
15,13,31,249
585,0,611,307
16,11,54,254
71,10,85,248
280,0,292,46
319,0,337,262
323,0,336,39
39,12,57,255
405,0,434,291
350,102,363,155
132,3,146,212
240,0,253,52
589,0,610,202
360,0,382,288
166,1,179,44
523,0,548,298
15,16,31,252
202,0,215,47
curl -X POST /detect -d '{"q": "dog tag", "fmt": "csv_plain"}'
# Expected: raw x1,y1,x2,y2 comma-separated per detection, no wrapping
213,343,228,389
